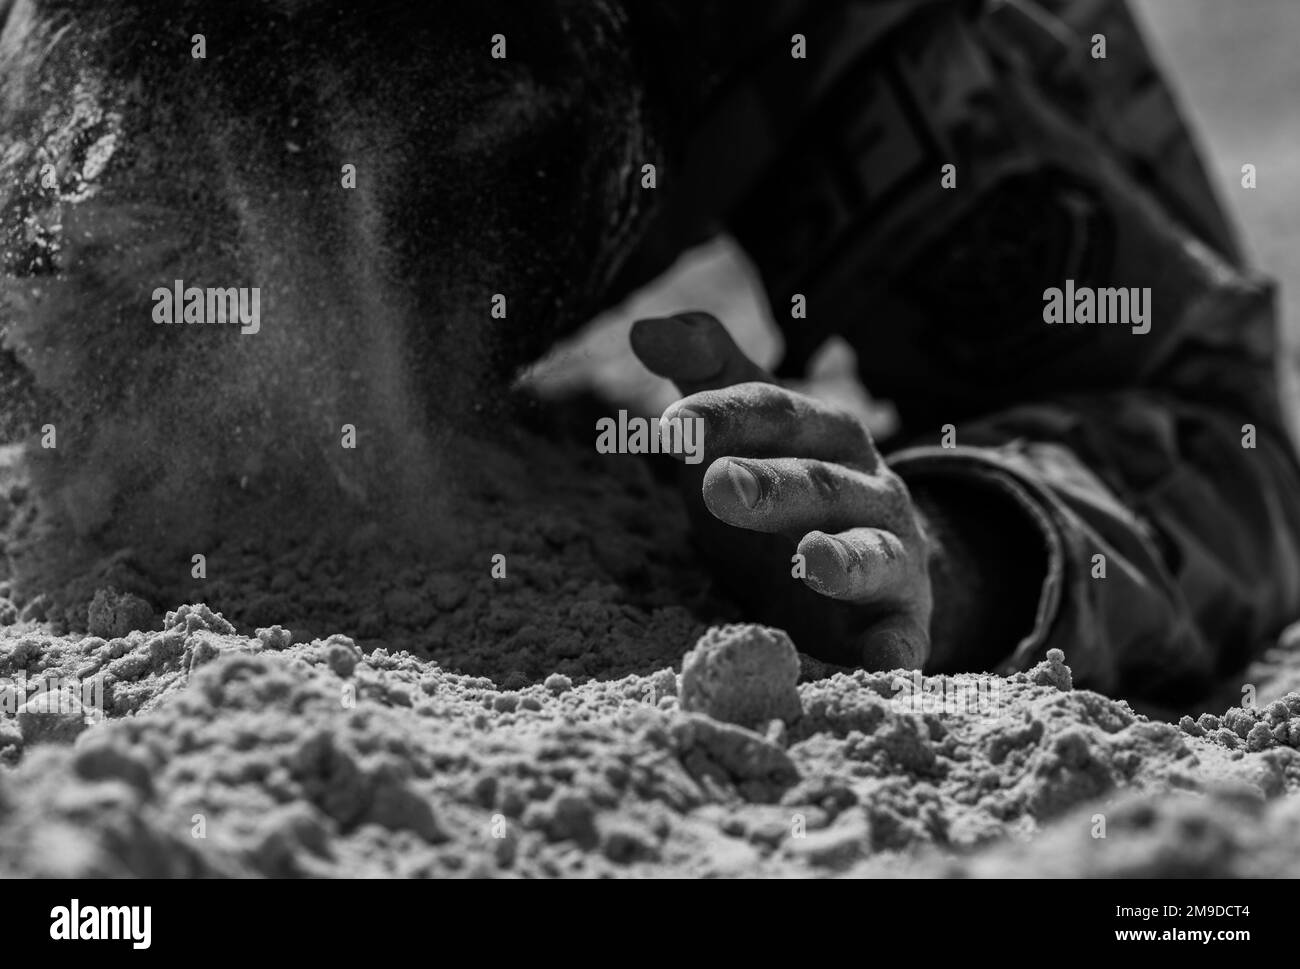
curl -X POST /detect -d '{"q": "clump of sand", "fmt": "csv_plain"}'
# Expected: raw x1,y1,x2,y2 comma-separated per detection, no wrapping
679,624,802,729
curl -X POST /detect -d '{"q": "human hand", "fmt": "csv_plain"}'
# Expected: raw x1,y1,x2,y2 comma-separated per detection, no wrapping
631,311,934,670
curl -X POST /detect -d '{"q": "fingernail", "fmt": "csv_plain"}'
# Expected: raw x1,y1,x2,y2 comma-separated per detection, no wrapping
660,407,703,457
665,406,702,429
803,534,850,595
725,460,761,508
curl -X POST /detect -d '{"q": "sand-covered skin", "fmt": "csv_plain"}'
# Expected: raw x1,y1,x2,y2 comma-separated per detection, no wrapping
3,426,1300,877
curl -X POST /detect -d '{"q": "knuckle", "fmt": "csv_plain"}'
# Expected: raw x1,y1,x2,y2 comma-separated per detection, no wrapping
802,461,842,501
749,381,800,414
845,420,875,457
879,468,911,504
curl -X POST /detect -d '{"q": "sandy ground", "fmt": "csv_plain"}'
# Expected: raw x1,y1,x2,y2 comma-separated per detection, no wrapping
3,1,1300,878
2,419,1300,878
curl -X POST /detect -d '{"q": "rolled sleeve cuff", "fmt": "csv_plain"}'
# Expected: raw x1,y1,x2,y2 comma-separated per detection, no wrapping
889,443,1066,675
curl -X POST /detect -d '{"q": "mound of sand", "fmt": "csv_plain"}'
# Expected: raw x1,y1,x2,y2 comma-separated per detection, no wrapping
3,603,1300,876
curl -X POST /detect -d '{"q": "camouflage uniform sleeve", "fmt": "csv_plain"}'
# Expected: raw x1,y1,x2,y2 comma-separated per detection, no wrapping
706,0,1300,697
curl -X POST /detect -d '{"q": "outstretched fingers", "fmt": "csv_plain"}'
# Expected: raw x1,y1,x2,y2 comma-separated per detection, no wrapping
664,382,878,469
702,457,897,537
797,528,930,668
798,527,911,600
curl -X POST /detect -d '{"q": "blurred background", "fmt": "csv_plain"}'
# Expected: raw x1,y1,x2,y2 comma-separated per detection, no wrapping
1135,0,1300,432
527,0,1300,441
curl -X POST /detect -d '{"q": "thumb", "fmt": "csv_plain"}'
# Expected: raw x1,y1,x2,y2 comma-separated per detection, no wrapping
630,311,775,395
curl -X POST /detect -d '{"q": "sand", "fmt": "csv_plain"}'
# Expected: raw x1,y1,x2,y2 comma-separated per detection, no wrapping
3,424,1300,878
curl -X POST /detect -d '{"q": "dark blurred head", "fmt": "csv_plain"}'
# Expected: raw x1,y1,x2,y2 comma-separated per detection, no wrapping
30,0,665,382
0,0,694,569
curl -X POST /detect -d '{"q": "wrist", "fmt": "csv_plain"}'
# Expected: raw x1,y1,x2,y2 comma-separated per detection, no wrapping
907,474,1048,672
